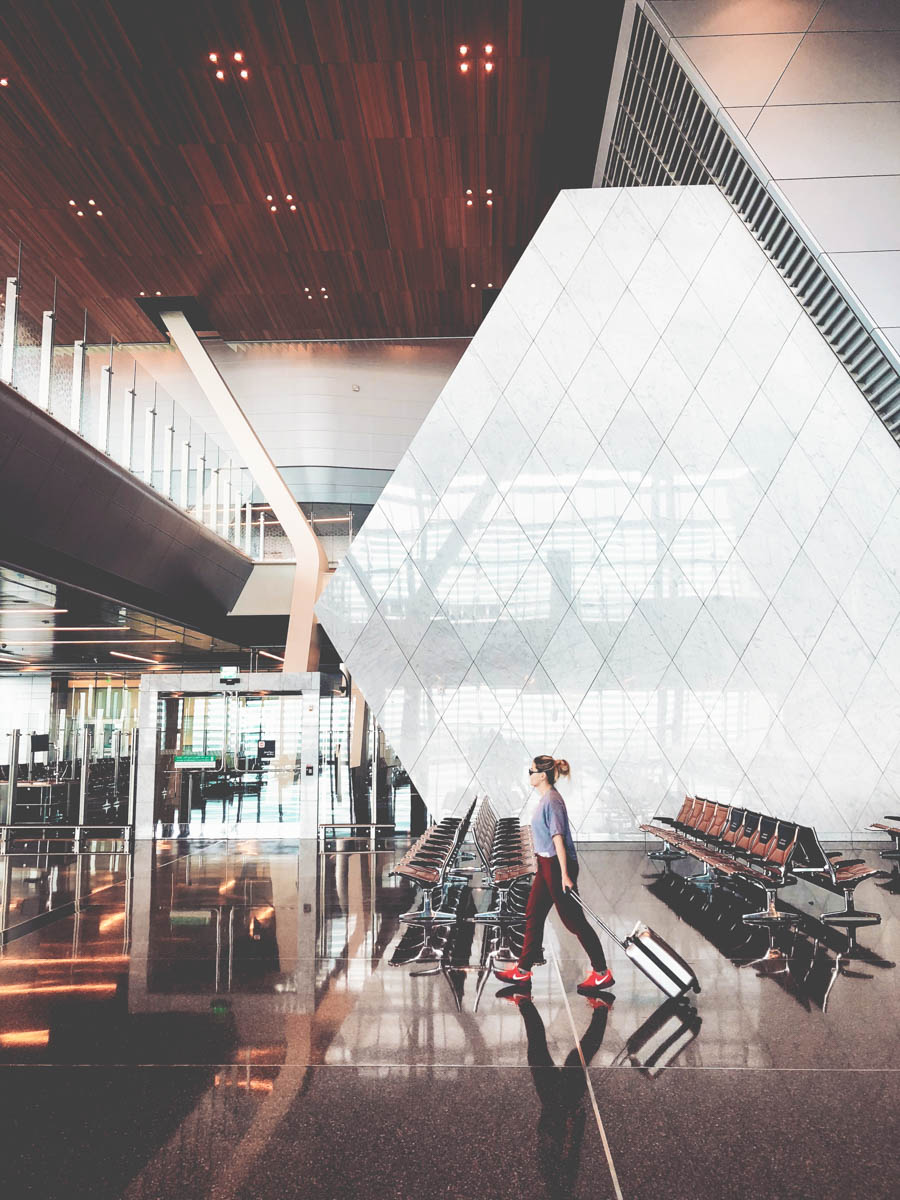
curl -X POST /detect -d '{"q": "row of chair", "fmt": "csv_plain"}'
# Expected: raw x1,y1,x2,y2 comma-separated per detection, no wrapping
869,815,900,861
471,797,536,924
391,799,476,923
641,797,881,939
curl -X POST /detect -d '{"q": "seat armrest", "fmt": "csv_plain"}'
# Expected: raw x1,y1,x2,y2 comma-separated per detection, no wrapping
655,817,677,826
884,814,900,821
832,858,866,868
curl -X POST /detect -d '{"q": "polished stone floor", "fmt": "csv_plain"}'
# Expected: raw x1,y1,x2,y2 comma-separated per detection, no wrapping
1,837,898,1199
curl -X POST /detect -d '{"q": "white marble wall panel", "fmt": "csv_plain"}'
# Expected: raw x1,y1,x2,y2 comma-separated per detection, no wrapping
317,186,900,839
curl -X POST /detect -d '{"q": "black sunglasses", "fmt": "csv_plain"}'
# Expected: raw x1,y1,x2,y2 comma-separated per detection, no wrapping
528,767,545,775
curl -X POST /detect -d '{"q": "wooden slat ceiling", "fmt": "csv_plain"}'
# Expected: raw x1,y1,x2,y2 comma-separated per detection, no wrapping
0,0,622,343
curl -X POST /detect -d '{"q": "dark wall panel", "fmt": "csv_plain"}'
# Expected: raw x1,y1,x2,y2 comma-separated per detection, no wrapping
0,381,253,628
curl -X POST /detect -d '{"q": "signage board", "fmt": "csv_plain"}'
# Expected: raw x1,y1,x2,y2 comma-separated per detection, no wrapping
174,753,218,769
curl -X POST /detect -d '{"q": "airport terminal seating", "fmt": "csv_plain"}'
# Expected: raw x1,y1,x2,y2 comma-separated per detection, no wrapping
471,796,536,924
392,799,476,924
641,798,881,938
868,815,900,861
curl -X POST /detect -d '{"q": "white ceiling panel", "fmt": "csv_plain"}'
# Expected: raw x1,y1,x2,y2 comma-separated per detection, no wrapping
770,31,900,102
679,33,803,106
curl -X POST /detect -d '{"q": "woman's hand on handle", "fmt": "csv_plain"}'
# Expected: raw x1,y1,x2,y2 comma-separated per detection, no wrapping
561,871,574,894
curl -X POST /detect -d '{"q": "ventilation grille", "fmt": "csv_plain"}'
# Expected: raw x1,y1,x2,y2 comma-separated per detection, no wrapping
603,7,900,437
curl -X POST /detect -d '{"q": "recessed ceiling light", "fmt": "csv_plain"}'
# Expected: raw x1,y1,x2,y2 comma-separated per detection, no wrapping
459,45,468,56
209,53,219,63
139,291,145,296
466,199,473,207
484,61,494,73
88,198,95,206
69,200,76,206
486,199,493,206
320,287,326,292
465,188,473,195
285,193,293,201
485,44,494,54
270,204,277,211
110,650,161,665
266,193,273,201
304,287,310,292
0,78,8,87
0,608,68,615
215,69,225,80
289,204,296,211
96,210,103,216
233,52,244,63
470,283,476,288
459,62,469,73
323,294,329,299
239,69,249,79
155,290,161,296
486,188,493,195
76,210,84,217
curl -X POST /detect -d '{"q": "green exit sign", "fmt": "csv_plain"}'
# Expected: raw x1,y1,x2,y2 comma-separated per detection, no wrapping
174,753,218,768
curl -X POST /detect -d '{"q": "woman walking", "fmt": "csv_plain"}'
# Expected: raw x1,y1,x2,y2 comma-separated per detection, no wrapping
494,755,613,992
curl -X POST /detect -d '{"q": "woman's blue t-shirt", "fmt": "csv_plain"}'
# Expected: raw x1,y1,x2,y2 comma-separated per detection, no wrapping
531,787,577,861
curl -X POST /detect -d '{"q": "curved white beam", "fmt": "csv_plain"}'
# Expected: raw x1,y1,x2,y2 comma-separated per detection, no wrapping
161,309,328,670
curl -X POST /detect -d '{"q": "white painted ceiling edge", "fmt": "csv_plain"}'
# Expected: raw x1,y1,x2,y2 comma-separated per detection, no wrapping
125,337,468,475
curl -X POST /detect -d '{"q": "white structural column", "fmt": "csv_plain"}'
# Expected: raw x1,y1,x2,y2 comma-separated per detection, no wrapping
161,309,329,671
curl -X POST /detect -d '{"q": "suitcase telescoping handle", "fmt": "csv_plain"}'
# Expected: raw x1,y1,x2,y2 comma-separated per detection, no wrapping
565,887,627,950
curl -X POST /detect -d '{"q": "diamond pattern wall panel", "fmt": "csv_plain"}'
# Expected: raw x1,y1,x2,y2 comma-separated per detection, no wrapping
316,186,900,839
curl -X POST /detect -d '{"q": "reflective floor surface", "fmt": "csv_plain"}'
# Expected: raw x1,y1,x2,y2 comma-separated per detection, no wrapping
1,838,898,1199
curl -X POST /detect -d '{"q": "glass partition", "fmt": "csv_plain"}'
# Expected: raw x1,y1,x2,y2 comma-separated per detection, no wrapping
155,690,306,836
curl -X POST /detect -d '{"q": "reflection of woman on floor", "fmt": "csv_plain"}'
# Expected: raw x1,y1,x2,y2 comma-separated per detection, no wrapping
503,991,612,1197
495,756,613,992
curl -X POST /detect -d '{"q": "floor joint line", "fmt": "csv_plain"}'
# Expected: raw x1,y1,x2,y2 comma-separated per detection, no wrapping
551,951,624,1200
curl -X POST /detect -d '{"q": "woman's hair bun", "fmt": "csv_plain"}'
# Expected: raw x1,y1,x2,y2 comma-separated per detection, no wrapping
554,758,571,779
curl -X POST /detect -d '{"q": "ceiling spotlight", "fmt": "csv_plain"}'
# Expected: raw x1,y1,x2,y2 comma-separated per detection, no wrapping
215,69,225,80
155,290,161,296
139,291,145,296
487,283,494,288
466,199,473,207
486,199,493,206
289,204,296,211
96,210,103,216
307,295,312,300
233,51,244,63
484,60,494,73
323,294,329,299
470,283,476,288
0,78,8,87
266,193,273,201
270,204,277,211
459,61,469,73
76,210,84,217
285,193,293,201
88,198,95,206
304,287,310,292
239,69,249,79
320,287,326,292
485,44,494,54
68,199,76,206
465,188,473,195
486,188,493,195
209,53,219,63
459,45,468,56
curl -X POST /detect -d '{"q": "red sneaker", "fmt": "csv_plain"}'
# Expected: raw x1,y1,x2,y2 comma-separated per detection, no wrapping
493,964,533,988
577,968,614,992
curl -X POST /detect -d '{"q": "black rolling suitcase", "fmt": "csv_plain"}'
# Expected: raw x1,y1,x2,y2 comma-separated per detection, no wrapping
569,891,700,999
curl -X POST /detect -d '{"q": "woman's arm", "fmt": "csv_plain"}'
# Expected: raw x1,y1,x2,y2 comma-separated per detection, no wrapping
553,833,574,893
